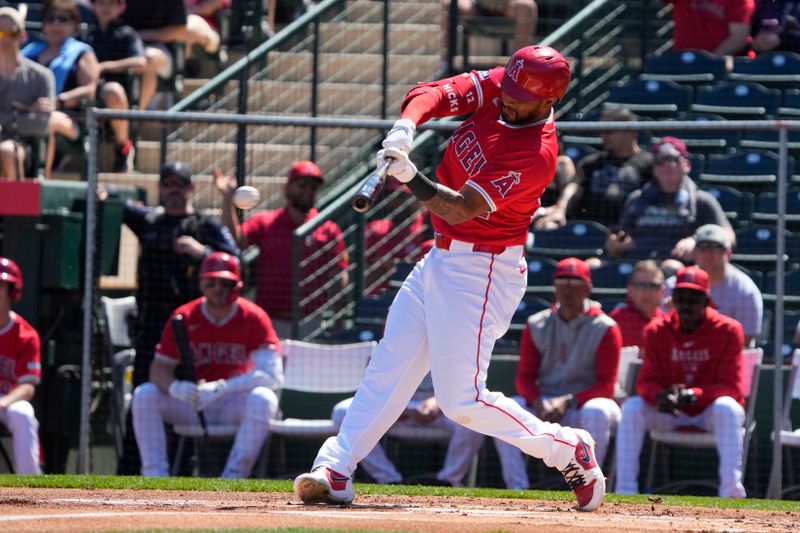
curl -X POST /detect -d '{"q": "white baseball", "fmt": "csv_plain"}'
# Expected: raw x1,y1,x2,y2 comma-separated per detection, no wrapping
233,186,260,209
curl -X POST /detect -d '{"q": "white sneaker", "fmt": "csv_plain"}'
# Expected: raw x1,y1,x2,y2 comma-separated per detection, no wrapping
560,428,606,512
293,466,354,504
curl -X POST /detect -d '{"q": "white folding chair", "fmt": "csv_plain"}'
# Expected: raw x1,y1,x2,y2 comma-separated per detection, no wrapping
268,339,376,472
768,348,800,497
645,347,764,494
100,296,138,458
607,346,641,490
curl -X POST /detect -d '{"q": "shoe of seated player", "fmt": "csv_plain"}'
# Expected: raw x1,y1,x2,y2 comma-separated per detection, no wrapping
294,466,354,504
560,428,606,512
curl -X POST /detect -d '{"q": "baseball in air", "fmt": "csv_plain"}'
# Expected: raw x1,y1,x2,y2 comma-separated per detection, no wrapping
233,186,260,209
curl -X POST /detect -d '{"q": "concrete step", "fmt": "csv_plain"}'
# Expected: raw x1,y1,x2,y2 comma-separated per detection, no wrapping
343,0,441,25
319,22,439,54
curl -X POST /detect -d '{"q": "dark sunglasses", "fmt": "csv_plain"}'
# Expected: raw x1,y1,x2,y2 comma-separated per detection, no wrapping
695,241,726,251
202,278,235,288
629,281,663,291
43,13,74,24
0,29,21,39
655,155,682,165
672,291,706,306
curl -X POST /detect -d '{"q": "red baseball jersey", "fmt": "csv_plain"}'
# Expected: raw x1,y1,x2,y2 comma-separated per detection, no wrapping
155,297,280,383
638,306,744,416
400,67,559,246
240,207,348,318
669,0,754,53
0,312,41,395
609,299,664,351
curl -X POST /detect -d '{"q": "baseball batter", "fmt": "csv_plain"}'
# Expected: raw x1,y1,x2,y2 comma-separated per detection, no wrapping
294,45,606,511
0,257,42,475
132,252,282,478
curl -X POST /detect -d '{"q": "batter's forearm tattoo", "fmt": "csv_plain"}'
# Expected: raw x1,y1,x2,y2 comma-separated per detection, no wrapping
420,184,470,221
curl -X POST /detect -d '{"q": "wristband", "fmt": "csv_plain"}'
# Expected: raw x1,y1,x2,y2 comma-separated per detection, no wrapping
405,172,438,201
566,394,579,410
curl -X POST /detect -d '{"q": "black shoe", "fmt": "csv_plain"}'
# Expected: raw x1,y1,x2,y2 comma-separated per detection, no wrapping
113,141,135,173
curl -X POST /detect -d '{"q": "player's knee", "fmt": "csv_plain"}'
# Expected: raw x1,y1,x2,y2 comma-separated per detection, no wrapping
247,387,279,420
4,400,37,430
711,396,744,423
620,395,646,418
131,382,160,413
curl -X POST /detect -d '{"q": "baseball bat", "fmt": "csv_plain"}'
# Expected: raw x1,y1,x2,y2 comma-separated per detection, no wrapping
351,159,390,213
171,314,208,436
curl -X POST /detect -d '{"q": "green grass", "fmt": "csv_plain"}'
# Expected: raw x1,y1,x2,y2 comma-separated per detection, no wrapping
1,474,800,513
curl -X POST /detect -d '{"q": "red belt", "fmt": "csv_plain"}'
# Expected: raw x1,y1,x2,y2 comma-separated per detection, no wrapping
434,235,506,254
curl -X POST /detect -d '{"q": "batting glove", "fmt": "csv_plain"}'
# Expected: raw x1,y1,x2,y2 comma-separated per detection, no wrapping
382,118,416,154
379,147,417,183
196,379,229,411
168,380,198,407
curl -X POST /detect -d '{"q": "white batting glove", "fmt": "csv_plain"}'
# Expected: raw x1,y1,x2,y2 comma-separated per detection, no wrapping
196,379,229,411
382,118,416,154
168,380,198,407
378,147,417,183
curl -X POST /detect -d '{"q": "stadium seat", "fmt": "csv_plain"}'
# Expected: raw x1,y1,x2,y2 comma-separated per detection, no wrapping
751,189,800,229
644,348,763,495
779,89,800,118
528,220,609,259
731,226,800,270
729,52,800,90
525,256,559,296
606,79,693,118
702,185,755,228
766,348,800,498
641,49,728,86
691,82,781,119
590,260,636,297
764,269,800,310
658,113,739,155
700,151,793,192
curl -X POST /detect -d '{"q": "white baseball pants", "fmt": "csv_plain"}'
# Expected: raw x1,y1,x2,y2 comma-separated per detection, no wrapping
0,398,41,474
438,396,620,489
331,397,459,484
314,243,582,477
615,395,746,498
132,382,277,478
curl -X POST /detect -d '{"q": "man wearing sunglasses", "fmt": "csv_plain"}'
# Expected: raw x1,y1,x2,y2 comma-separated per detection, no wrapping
0,6,55,179
610,259,665,350
607,137,732,263
663,224,762,347
132,252,282,478
615,266,747,498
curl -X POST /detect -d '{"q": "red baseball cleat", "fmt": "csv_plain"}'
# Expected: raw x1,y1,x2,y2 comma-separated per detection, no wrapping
560,429,605,512
293,466,354,504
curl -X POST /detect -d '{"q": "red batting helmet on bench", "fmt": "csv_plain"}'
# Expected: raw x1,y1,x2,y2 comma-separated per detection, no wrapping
0,257,23,301
501,45,571,102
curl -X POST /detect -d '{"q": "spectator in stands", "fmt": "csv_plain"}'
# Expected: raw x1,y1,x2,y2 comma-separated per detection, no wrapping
101,160,240,475
606,136,733,263
216,161,349,339
364,180,428,295
434,258,621,489
123,0,219,109
751,0,800,54
439,0,538,76
664,224,763,347
615,266,747,498
668,0,755,56
0,6,54,179
609,260,665,350
185,0,229,59
83,0,146,173
531,144,577,230
0,257,42,475
22,0,100,178
535,107,653,229
132,252,282,478
331,374,461,484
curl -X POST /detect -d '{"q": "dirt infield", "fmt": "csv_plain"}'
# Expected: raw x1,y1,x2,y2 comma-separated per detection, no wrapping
0,487,796,532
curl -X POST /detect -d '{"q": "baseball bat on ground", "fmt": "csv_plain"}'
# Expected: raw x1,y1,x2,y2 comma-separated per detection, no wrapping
351,159,390,213
171,314,208,436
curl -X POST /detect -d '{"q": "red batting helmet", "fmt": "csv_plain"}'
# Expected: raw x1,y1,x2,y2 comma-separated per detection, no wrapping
0,257,22,301
501,45,571,102
200,252,241,283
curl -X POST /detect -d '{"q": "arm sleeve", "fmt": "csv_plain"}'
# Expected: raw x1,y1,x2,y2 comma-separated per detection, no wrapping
690,324,744,410
153,315,180,362
203,216,241,257
697,191,731,229
240,213,263,247
727,0,755,23
636,326,665,405
15,326,41,386
126,28,146,58
399,71,482,125
515,325,541,406
574,325,622,405
122,202,150,236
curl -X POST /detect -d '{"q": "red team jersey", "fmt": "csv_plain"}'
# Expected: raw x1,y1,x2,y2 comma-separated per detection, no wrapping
0,312,41,395
669,0,755,53
609,299,664,351
404,67,559,246
155,297,280,383
638,307,744,416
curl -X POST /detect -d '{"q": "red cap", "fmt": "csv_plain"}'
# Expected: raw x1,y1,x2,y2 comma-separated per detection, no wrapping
554,257,591,284
652,136,688,159
674,266,709,295
288,160,323,182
